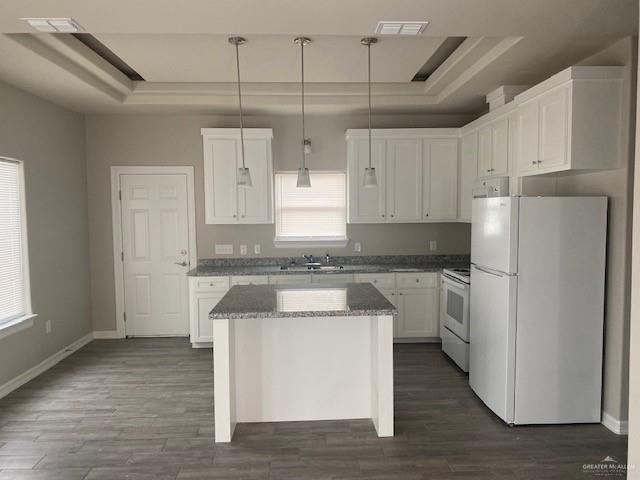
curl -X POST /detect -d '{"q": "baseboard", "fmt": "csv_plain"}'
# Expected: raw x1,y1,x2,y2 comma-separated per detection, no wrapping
93,330,122,339
0,332,94,400
602,411,629,435
394,337,442,344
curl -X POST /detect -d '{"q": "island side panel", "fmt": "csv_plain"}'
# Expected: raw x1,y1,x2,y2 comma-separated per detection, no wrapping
371,314,394,437
213,318,237,442
233,315,373,423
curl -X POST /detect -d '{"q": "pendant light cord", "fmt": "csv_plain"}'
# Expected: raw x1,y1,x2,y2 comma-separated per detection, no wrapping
301,41,306,170
234,41,246,170
367,42,372,169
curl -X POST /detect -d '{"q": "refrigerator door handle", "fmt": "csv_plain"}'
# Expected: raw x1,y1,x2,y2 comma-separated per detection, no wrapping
472,264,515,278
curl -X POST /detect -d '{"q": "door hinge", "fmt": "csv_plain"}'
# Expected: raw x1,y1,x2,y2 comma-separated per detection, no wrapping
118,190,122,201
123,312,127,322
121,252,124,262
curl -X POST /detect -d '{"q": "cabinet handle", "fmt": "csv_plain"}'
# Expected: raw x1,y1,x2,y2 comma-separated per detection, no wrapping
531,161,537,165
381,214,385,218
233,214,237,218
537,160,542,164
416,279,420,283
390,214,395,218
399,292,404,296
373,280,377,283
425,213,429,217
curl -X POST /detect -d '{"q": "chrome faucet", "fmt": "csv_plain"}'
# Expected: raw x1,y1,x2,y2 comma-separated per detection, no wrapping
325,253,331,265
302,254,316,264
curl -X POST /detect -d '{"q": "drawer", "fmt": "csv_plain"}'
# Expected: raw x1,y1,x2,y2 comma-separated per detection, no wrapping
231,275,269,286
312,274,354,284
268,274,312,285
395,272,437,289
354,273,396,289
192,276,230,292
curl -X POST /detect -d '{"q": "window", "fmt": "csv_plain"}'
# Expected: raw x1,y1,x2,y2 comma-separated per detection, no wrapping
0,158,33,333
274,172,348,247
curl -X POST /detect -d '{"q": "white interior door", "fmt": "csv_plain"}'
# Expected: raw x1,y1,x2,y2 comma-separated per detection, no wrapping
120,174,191,336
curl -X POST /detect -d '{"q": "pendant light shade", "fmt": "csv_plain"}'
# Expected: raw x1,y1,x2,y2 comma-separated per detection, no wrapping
296,167,311,187
229,36,252,188
295,36,312,188
361,37,378,189
237,167,252,187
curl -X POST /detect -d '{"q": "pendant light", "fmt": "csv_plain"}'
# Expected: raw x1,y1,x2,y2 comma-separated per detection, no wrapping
295,36,312,188
361,37,378,188
229,36,252,188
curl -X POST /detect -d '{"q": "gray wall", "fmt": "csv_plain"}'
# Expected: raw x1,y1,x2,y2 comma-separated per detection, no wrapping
523,37,637,424
85,112,473,332
0,81,92,385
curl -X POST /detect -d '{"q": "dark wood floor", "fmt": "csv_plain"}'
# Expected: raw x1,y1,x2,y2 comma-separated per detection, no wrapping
0,339,627,479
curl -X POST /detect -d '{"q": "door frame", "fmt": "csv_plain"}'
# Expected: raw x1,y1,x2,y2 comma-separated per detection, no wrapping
110,166,197,338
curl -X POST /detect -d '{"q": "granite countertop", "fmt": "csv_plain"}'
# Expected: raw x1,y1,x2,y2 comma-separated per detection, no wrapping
210,283,397,319
187,255,470,277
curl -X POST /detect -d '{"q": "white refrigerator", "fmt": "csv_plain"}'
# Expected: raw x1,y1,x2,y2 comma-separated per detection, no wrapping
469,196,607,425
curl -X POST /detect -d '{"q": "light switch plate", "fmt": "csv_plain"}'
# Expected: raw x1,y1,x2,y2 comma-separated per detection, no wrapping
254,244,261,254
429,240,437,252
354,242,362,252
240,245,248,255
215,244,233,255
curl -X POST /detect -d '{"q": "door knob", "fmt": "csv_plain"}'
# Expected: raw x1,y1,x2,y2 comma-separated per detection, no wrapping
174,261,188,267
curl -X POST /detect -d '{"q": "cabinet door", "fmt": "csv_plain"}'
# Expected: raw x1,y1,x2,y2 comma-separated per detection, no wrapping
539,86,569,170
386,139,422,222
194,293,225,343
477,126,493,178
203,138,238,223
230,275,269,286
312,274,354,284
347,138,386,223
491,118,509,176
516,100,540,174
268,274,312,285
459,132,477,222
424,139,458,220
397,288,439,338
238,139,273,224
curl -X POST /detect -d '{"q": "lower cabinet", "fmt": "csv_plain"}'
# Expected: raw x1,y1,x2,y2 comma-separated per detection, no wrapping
188,276,230,348
396,287,439,338
354,272,439,340
312,274,354,284
268,274,312,285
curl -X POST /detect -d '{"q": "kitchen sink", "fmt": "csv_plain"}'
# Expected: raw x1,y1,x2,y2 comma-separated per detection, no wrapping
280,264,345,272
390,268,423,272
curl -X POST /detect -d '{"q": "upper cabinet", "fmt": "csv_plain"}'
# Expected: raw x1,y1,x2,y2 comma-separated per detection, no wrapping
476,116,510,179
346,129,458,224
514,66,624,176
201,129,274,224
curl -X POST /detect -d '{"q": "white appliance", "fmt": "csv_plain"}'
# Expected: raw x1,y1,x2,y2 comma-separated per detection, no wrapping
440,268,471,372
470,196,607,425
472,176,509,199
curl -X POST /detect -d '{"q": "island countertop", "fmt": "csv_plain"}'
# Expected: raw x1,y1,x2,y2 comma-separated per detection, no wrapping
210,283,397,319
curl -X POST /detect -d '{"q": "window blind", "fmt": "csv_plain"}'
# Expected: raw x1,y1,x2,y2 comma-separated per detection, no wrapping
275,173,346,239
277,289,347,313
0,160,26,325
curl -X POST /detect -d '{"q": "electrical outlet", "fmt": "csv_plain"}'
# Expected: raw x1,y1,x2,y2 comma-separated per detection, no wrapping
215,244,233,255
45,320,51,334
429,240,438,252
254,244,261,255
354,242,362,252
240,245,248,255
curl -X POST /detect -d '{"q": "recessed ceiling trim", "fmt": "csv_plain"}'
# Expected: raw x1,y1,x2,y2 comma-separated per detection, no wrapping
412,37,466,81
73,33,144,81
22,18,84,33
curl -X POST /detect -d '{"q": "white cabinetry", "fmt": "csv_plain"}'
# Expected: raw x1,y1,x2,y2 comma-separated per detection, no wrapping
477,117,509,178
423,139,458,220
188,276,230,347
396,273,439,338
514,66,624,176
201,129,274,224
268,274,312,285
346,129,458,224
312,274,354,284
459,131,478,223
354,272,440,340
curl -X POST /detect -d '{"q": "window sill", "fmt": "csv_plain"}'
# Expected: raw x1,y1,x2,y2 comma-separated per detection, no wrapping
0,314,37,340
274,237,350,248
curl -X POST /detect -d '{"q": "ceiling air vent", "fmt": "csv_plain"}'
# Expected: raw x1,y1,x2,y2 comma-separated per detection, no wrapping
22,17,84,33
375,21,429,35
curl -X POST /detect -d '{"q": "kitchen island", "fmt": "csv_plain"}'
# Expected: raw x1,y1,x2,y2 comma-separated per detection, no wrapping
209,282,396,443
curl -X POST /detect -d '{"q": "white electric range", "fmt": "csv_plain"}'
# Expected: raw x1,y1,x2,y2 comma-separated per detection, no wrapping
440,267,471,372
